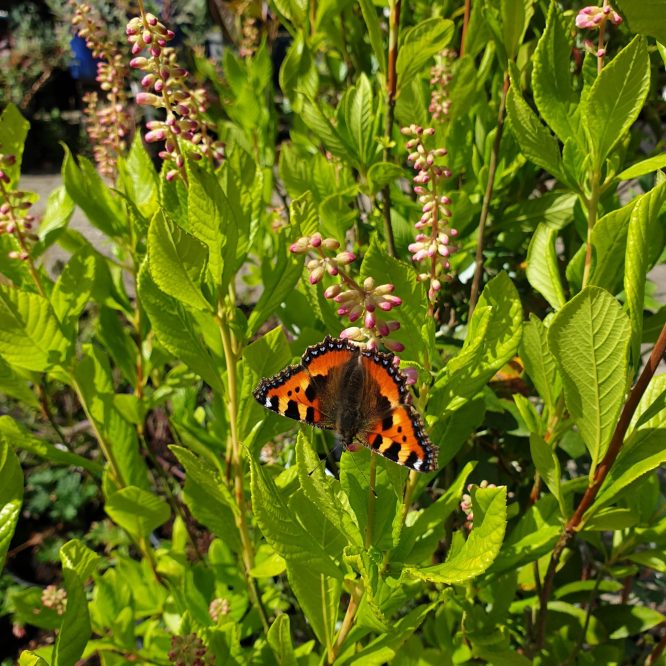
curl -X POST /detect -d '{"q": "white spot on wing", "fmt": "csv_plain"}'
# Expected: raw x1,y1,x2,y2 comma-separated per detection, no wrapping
265,397,273,408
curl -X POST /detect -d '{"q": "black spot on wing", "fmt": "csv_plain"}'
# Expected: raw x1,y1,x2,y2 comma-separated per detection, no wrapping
284,400,300,420
405,451,419,469
305,384,316,401
305,406,315,423
382,441,401,461
377,395,392,414
371,434,383,450
269,396,279,411
381,414,393,431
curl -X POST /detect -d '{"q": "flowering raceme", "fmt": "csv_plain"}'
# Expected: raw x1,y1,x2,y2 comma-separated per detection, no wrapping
575,4,622,30
0,152,37,262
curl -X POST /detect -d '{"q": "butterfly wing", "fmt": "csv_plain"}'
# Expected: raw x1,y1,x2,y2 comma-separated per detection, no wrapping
358,348,439,472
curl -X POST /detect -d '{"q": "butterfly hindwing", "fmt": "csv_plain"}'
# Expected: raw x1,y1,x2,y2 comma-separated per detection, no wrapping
365,404,438,472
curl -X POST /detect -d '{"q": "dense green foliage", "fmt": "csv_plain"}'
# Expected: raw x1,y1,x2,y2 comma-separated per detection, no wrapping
1,0,665,664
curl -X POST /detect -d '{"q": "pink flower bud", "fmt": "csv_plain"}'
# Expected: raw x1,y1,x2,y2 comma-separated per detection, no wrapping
334,251,356,265
321,238,340,250
166,169,179,181
326,263,339,276
340,326,363,340
310,233,322,248
135,92,161,107
402,367,418,385
145,129,166,142
324,285,342,299
383,339,405,353
364,311,376,329
348,305,363,322
309,266,325,284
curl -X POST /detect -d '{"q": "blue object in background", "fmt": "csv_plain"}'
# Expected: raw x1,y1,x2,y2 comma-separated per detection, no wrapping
69,35,97,81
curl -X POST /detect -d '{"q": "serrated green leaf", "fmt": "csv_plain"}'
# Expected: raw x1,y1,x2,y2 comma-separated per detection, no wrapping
61,145,126,238
367,162,406,194
59,539,100,581
617,153,666,180
520,314,561,411
548,287,630,466
279,33,318,101
396,19,454,93
267,614,297,666
52,568,90,666
118,133,159,218
147,211,212,311
105,485,170,538
500,0,534,61
624,181,666,365
301,97,351,159
344,73,377,169
33,185,75,257
526,223,566,310
138,262,225,393
583,36,650,166
405,487,507,584
506,86,565,182
169,445,241,553
0,286,70,372
0,356,38,407
0,439,23,570
0,415,102,476
532,1,577,142
249,455,342,577
0,104,30,186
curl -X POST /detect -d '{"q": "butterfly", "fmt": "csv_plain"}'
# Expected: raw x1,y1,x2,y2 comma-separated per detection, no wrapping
253,336,438,472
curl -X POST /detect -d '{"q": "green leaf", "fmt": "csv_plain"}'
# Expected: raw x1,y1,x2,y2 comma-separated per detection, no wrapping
627,551,666,573
624,181,666,365
0,286,70,372
18,652,49,666
343,73,378,169
0,438,23,570
519,314,561,411
548,287,630,465
405,486,507,584
97,306,139,386
585,507,638,531
583,37,650,166
247,236,302,337
499,0,534,61
302,97,352,159
526,223,566,310
186,162,237,290
147,211,212,311
615,0,666,44
279,33,318,101
367,162,405,194
506,86,565,182
61,145,126,238
595,604,665,639
52,568,90,666
358,0,386,74
271,0,307,26
118,133,159,218
59,539,100,581
396,19,455,93
529,434,565,516
0,356,38,407
0,415,102,476
169,445,241,553
267,614,297,666
0,103,30,186
532,1,577,142
249,455,342,578
105,486,170,539
617,153,666,180
138,262,225,393
33,185,75,257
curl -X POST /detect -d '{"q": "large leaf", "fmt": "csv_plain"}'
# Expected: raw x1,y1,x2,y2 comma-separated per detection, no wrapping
105,485,170,539
548,287,630,465
342,73,377,169
59,539,100,581
0,439,23,570
147,211,211,312
615,0,666,45
519,314,561,411
118,133,159,219
532,1,577,142
526,223,566,310
624,181,666,365
169,445,241,553
405,486,507,584
0,286,70,372
499,0,534,61
0,104,29,186
583,36,650,166
396,19,454,92
267,614,297,666
33,185,75,257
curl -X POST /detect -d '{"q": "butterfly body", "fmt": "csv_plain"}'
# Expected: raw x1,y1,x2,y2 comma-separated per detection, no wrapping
253,336,438,472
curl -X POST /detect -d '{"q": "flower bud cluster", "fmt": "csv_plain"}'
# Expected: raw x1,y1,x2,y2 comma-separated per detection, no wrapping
575,4,622,30
290,233,406,357
209,597,231,622
401,126,458,301
460,480,496,531
0,154,37,261
239,17,260,58
127,12,224,181
168,633,214,666
41,585,67,615
429,49,456,122
71,1,131,179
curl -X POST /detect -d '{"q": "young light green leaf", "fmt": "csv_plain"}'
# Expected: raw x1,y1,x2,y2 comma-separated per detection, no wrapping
583,36,650,166
519,314,561,411
585,507,638,531
59,539,100,581
105,485,170,539
526,223,566,310
279,33,318,101
529,434,565,516
506,86,565,182
33,185,75,257
0,439,23,570
0,103,29,186
499,0,534,61
147,211,212,312
271,0,307,28
61,145,126,238
267,614,297,666
52,568,91,666
617,153,666,180
169,445,241,553
342,73,378,169
0,286,70,372
405,487,507,584
18,652,49,666
118,133,159,218
367,162,406,194
396,19,454,93
624,181,666,365
548,287,630,466
532,1,577,142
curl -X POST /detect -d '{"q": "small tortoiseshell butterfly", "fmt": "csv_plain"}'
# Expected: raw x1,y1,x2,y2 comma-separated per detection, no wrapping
253,336,438,472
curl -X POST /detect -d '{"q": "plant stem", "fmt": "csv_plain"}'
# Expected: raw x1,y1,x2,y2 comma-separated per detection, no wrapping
380,0,401,258
534,321,666,651
365,454,377,547
460,0,472,57
217,310,270,633
581,171,601,289
646,624,666,666
37,379,70,450
467,73,509,319
329,584,363,664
